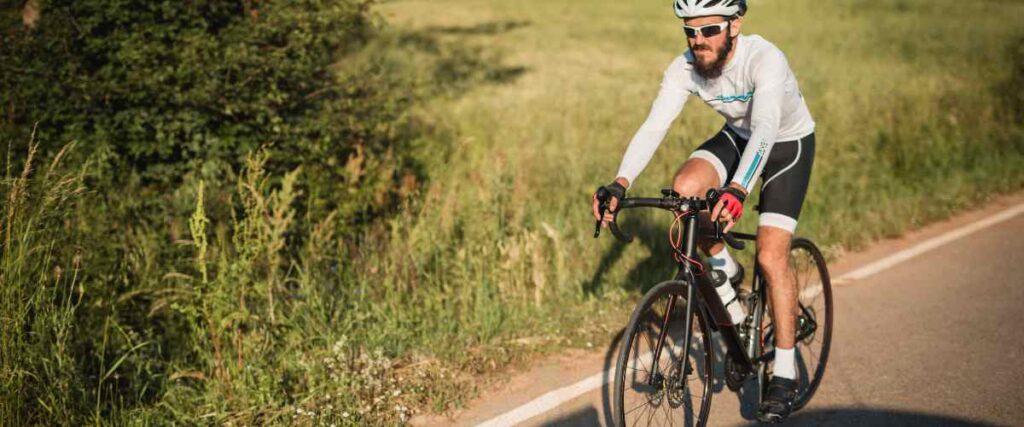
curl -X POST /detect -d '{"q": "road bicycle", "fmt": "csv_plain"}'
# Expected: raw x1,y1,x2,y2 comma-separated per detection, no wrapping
594,188,833,426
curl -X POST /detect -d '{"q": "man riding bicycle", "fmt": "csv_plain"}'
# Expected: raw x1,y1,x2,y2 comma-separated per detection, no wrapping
591,0,816,422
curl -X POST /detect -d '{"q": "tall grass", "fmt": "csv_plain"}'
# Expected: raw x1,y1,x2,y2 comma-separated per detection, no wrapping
1,132,85,425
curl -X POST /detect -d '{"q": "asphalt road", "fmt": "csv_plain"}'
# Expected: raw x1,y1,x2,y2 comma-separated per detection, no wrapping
415,200,1024,427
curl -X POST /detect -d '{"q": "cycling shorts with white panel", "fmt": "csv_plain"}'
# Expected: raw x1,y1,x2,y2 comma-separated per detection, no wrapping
690,126,814,233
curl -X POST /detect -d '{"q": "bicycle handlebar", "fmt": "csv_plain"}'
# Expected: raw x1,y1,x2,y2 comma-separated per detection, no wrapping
595,188,746,251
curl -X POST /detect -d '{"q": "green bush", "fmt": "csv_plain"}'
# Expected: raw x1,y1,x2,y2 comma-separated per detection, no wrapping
1,0,414,228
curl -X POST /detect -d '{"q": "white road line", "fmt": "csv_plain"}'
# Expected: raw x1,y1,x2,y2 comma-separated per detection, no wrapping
477,339,690,427
476,201,1024,426
476,370,607,427
834,202,1024,283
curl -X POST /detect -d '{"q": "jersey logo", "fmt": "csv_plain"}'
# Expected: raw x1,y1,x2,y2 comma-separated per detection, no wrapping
714,90,754,103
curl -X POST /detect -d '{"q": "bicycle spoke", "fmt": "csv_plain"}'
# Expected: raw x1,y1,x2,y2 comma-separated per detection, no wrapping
663,397,675,427
645,399,659,426
626,364,650,374
631,401,650,427
625,398,652,418
638,323,655,370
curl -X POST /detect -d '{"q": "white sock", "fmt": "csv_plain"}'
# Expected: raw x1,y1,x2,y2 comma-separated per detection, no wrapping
714,278,746,324
708,247,739,279
774,347,796,379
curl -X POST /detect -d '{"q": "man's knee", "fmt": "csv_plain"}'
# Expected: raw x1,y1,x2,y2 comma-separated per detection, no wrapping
757,248,789,274
757,226,794,276
673,174,707,197
673,158,720,197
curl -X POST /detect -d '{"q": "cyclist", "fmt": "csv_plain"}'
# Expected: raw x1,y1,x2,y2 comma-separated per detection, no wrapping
591,0,815,422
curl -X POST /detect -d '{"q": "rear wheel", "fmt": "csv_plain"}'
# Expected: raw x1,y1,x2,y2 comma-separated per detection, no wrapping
756,237,833,410
614,280,713,427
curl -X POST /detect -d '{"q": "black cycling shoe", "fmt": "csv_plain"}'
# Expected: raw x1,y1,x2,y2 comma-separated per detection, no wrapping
757,376,798,423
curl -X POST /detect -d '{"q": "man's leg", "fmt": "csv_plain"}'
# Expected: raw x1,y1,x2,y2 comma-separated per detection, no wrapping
753,135,814,422
756,225,801,422
757,226,798,352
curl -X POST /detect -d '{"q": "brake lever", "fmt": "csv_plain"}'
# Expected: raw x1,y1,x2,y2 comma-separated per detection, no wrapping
705,188,724,240
594,187,610,238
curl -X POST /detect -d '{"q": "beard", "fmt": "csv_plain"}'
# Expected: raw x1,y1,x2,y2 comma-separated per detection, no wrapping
691,31,733,80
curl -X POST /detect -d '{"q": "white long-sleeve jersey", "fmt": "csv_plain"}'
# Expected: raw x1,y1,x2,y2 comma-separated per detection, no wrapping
615,34,815,192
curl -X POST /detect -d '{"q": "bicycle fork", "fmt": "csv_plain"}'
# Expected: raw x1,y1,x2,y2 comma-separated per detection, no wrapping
648,212,703,388
649,283,696,384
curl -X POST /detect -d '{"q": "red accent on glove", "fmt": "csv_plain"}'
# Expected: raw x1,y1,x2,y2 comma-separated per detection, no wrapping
720,191,744,220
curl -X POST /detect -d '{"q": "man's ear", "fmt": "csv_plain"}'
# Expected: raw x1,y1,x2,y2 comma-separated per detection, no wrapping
730,16,743,35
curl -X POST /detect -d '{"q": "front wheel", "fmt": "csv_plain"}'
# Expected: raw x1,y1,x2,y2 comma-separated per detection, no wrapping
757,237,834,411
614,280,714,427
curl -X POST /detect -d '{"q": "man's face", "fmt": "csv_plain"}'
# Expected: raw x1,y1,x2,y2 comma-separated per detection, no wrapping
684,15,739,79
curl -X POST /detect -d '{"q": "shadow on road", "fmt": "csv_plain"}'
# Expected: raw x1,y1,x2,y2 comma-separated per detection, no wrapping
735,407,1005,427
539,405,1001,427
539,406,601,426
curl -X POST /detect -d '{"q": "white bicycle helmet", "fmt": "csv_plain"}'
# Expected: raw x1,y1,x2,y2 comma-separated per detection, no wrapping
673,0,747,19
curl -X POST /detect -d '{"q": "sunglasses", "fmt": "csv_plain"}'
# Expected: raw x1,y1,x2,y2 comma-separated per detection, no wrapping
682,21,730,39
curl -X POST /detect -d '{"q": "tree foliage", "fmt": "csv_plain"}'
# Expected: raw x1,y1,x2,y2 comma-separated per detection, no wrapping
1,0,415,226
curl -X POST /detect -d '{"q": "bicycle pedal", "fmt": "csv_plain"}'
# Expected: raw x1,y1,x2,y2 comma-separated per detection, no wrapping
724,355,755,392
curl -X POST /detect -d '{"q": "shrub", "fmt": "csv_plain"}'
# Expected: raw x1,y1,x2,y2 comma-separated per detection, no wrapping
1,0,415,229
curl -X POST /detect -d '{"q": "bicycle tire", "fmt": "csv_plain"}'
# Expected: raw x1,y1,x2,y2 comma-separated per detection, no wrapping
754,237,834,411
613,280,714,427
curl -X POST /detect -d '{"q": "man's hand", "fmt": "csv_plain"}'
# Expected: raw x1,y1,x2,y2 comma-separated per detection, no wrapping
592,178,629,227
710,184,748,233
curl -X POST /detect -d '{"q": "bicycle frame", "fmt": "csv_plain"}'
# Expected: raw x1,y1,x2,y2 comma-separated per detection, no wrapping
648,213,757,384
595,190,772,388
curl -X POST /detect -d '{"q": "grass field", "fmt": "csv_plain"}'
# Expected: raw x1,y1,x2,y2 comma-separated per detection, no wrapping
3,0,1022,424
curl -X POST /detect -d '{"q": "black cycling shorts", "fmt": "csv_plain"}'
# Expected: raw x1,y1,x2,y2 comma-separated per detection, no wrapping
688,125,815,233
